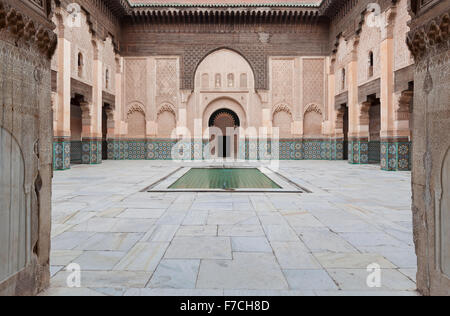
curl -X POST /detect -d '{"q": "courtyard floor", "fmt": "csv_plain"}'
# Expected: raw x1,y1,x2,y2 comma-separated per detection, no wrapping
41,160,418,296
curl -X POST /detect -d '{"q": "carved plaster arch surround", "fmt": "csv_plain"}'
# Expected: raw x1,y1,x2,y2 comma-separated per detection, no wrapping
127,102,146,119
304,103,324,116
272,103,293,119
202,97,247,136
157,102,177,119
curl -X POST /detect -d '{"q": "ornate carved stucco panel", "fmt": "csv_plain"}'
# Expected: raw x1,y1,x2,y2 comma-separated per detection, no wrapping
303,58,325,117
156,58,178,107
0,0,55,294
124,58,147,120
67,11,93,85
272,58,294,111
357,12,382,85
102,37,116,95
394,0,414,71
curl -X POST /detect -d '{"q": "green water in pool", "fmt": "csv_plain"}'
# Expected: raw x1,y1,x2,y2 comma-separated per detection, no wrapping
169,168,281,189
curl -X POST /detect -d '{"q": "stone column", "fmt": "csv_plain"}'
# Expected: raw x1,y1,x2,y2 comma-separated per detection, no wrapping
407,2,450,295
328,58,344,160
53,11,71,170
81,38,102,165
80,100,100,164
379,7,411,171
347,39,368,164
107,57,123,160
0,0,57,295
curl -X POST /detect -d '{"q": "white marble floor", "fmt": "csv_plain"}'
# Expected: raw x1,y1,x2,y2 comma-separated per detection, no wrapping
41,160,419,296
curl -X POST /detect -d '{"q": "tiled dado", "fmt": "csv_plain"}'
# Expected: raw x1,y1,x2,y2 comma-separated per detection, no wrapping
348,138,370,164
380,138,411,171
81,138,102,165
53,137,71,170
105,138,345,161
278,139,344,160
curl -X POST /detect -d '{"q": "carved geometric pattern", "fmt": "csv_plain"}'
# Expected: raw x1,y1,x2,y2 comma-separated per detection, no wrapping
272,59,294,107
127,102,145,118
357,12,381,84
125,59,147,106
304,103,323,115
156,59,177,98
303,58,325,108
157,103,177,118
182,45,267,90
272,103,293,117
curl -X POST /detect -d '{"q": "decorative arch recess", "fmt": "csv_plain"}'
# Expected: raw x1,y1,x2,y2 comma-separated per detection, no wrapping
272,103,293,119
127,102,146,119
183,45,267,90
209,108,241,127
304,103,323,116
303,104,324,137
157,103,177,119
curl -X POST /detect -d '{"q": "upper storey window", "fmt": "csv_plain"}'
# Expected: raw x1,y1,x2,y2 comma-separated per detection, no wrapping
341,68,346,91
78,52,84,78
368,51,374,78
240,73,248,89
215,74,222,88
201,73,209,89
105,69,110,90
227,74,234,88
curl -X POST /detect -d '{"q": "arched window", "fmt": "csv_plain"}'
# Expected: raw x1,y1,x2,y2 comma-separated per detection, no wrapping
105,69,109,90
201,73,209,89
368,51,374,78
78,52,84,78
240,73,248,89
227,73,234,88
341,68,346,90
215,74,222,88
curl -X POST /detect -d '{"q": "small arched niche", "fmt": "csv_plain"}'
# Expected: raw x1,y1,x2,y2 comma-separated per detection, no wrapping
303,104,323,137
272,104,293,138
127,104,146,138
157,104,177,138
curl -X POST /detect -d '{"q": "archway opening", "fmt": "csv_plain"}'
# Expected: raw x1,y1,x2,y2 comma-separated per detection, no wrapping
367,95,381,164
208,109,240,158
70,94,83,164
102,103,108,160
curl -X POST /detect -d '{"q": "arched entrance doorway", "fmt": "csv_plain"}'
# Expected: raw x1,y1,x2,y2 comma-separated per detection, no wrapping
208,109,240,159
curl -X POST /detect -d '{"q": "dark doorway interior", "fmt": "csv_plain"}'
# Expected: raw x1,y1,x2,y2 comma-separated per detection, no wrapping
209,109,240,159
368,95,381,164
70,94,83,164
102,103,108,160
342,104,349,160
219,136,231,158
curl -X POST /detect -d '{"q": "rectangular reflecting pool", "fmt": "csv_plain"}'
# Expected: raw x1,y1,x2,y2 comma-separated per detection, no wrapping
168,168,281,190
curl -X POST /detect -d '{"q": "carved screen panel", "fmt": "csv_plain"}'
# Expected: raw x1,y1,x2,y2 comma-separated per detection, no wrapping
442,149,450,277
0,128,27,283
